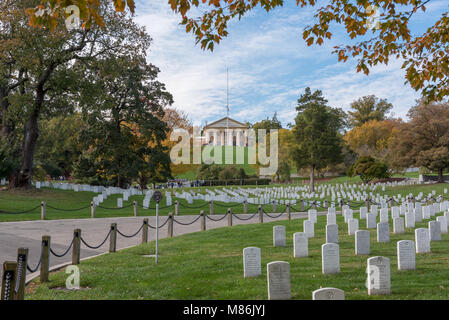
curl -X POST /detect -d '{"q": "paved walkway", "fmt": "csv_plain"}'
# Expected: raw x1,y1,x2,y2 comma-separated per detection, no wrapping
0,212,319,285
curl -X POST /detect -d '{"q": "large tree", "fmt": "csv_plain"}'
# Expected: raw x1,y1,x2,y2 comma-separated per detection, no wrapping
390,101,449,182
75,55,173,188
344,119,401,164
27,0,448,101
0,0,149,187
347,95,393,128
292,87,345,191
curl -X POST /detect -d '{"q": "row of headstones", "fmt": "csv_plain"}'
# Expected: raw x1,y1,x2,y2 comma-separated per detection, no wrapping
243,246,395,299
243,217,449,300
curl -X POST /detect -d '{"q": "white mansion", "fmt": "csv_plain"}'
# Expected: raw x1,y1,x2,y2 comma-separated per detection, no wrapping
202,117,249,146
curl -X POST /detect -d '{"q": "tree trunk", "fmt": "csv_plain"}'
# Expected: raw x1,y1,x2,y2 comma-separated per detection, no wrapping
438,168,444,183
310,165,315,192
16,111,39,187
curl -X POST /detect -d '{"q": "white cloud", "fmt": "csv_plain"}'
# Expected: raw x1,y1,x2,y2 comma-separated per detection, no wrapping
133,0,430,127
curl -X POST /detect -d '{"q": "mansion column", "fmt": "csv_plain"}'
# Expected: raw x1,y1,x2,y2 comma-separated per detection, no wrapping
236,129,242,146
214,130,219,146
221,130,225,146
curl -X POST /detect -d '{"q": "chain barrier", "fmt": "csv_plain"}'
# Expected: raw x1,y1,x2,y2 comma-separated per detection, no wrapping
116,224,144,238
14,255,25,294
26,242,45,273
262,207,287,219
232,212,258,221
80,229,112,250
49,235,76,258
0,205,41,215
139,203,175,210
178,202,210,209
213,202,242,208
148,216,171,229
205,213,229,222
3,271,12,300
172,214,202,226
46,204,91,212
97,203,133,210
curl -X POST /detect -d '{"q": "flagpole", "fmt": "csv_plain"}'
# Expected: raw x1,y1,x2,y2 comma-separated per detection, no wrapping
226,67,229,146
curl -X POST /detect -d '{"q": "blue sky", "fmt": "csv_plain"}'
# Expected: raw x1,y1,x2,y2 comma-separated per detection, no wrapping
134,0,448,127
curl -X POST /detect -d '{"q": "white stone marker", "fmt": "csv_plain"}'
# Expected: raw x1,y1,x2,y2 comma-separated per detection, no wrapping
367,256,391,295
321,243,340,274
414,207,423,223
327,213,336,225
366,213,376,229
117,198,123,208
393,217,405,234
380,208,389,223
405,210,415,228
397,240,416,271
243,247,261,278
355,230,370,255
429,221,441,241
359,207,367,220
348,218,359,235
391,207,399,220
377,222,390,243
273,226,286,247
370,205,378,216
415,228,430,253
423,206,430,220
343,209,353,223
308,209,317,223
303,220,314,238
326,224,339,244
293,232,308,258
437,216,448,234
312,287,345,300
267,261,291,300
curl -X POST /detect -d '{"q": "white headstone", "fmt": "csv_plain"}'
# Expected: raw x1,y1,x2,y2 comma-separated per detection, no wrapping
437,216,448,234
303,220,314,238
293,232,308,258
429,221,441,241
405,210,415,228
397,240,416,271
321,243,340,274
377,222,390,243
359,207,367,220
326,224,339,244
393,217,405,234
327,213,336,225
117,198,123,208
243,247,261,278
308,209,317,223
367,256,391,295
366,213,376,229
348,218,359,235
312,288,345,300
355,230,370,255
380,208,389,223
415,228,430,253
267,261,291,300
273,226,286,247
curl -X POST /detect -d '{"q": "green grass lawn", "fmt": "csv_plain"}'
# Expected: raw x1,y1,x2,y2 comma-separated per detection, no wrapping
174,146,257,180
26,208,449,300
1,182,448,222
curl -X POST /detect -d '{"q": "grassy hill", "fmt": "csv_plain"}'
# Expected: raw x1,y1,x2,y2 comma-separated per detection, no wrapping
26,208,449,300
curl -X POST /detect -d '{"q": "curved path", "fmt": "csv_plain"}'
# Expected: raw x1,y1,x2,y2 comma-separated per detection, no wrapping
0,211,326,286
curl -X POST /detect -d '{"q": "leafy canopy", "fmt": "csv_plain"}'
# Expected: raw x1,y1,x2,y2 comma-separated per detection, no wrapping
28,0,448,101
